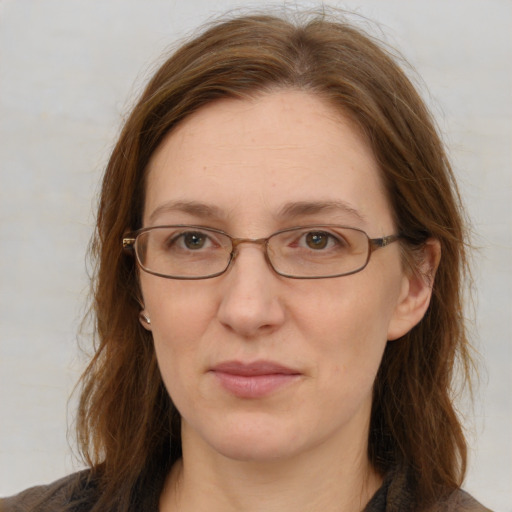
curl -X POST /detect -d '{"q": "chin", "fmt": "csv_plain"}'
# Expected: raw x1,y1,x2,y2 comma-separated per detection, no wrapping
213,436,300,463
186,413,309,463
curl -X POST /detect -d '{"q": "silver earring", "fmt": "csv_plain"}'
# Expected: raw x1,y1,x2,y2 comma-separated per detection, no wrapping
139,312,151,325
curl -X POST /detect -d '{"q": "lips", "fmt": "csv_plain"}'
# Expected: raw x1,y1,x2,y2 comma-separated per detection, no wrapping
209,360,301,398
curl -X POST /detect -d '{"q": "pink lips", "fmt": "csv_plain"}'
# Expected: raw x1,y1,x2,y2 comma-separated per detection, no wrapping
210,361,301,398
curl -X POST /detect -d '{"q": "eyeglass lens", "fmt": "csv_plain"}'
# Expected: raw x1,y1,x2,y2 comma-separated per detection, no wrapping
134,226,371,279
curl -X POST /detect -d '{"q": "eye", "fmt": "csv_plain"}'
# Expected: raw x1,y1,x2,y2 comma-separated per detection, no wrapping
302,231,343,250
304,232,330,250
158,229,218,253
182,231,209,250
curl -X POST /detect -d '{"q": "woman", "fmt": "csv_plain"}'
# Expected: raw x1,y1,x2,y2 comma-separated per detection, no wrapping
2,11,491,512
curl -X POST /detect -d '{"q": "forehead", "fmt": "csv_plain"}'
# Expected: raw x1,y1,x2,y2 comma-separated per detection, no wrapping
144,90,394,233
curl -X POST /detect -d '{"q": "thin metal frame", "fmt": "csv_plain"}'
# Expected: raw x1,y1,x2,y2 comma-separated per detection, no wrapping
122,224,401,280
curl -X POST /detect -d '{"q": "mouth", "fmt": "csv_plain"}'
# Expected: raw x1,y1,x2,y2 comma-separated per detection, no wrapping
209,360,302,399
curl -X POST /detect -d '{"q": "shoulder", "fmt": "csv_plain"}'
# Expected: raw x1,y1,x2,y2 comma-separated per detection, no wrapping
0,471,95,512
370,465,494,512
436,488,493,512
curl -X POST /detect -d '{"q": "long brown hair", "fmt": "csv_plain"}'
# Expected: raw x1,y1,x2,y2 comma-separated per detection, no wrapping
77,11,472,510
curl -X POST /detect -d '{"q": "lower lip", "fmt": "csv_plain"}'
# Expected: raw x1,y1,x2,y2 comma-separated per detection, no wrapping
211,371,300,398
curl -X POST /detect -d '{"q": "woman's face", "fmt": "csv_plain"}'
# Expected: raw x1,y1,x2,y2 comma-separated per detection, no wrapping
140,90,413,463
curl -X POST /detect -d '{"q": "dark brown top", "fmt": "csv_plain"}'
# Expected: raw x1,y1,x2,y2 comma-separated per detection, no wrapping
1,468,492,512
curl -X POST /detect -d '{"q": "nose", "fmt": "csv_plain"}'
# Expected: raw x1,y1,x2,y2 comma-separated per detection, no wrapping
217,243,286,338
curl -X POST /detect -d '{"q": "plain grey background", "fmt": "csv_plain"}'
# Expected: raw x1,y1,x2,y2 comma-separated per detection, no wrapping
0,1,511,510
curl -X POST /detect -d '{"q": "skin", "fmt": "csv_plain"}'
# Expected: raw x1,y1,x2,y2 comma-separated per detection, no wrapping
139,90,437,512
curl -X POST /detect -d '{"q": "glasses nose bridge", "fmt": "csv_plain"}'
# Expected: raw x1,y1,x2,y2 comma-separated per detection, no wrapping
224,234,282,279
230,236,269,254
229,236,272,266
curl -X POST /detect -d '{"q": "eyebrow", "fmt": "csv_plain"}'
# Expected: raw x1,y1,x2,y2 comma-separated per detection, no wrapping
277,200,367,224
148,200,226,224
148,199,366,225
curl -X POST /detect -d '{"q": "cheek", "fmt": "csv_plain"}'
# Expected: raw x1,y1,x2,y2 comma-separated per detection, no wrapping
143,278,218,336
296,276,396,386
141,280,218,391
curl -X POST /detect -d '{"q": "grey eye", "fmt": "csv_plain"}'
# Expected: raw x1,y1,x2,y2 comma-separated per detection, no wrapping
183,232,208,249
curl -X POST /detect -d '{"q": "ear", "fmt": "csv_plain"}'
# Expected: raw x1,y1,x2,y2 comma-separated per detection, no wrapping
139,310,152,331
387,238,441,341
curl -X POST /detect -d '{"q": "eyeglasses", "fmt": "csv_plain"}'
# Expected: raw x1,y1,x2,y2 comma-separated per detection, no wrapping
122,225,400,280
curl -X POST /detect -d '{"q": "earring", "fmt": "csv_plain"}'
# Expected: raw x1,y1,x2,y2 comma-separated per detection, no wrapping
139,312,151,325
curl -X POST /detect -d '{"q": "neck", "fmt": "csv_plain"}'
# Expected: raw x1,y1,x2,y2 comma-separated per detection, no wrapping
160,426,382,512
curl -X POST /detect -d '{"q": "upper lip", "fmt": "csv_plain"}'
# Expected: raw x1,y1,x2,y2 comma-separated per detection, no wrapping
210,360,301,376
